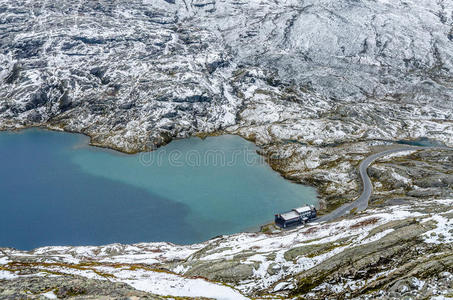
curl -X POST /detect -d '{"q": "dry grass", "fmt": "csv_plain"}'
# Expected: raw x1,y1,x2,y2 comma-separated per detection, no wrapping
350,217,380,229
302,226,320,235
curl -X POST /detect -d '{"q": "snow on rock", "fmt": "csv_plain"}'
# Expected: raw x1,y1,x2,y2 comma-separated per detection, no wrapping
423,212,453,244
0,270,18,280
41,291,58,299
112,269,249,300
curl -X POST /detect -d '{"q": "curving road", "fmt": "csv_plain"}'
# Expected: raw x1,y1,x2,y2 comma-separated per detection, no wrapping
316,146,421,223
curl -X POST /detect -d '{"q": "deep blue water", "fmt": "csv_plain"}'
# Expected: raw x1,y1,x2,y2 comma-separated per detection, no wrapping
397,137,445,147
0,129,317,250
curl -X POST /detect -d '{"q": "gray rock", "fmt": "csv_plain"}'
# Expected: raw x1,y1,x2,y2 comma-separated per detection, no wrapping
0,276,166,299
183,259,258,283
407,188,442,198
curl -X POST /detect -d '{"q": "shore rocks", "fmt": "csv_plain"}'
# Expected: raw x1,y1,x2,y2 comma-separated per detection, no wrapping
0,276,166,299
183,260,258,283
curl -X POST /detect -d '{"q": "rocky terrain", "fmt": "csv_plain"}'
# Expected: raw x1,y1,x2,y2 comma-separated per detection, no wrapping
1,0,453,298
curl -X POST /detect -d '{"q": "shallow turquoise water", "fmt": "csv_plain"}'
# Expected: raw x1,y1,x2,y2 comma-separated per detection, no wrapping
0,129,317,250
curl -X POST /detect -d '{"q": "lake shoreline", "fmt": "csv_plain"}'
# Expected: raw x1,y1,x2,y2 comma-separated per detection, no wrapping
0,128,317,250
3,124,445,219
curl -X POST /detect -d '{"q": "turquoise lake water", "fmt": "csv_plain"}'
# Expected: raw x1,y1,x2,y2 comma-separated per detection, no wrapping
0,129,317,250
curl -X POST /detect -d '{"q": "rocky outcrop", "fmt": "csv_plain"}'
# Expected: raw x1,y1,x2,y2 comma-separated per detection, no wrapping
0,276,169,299
369,148,453,205
291,220,450,298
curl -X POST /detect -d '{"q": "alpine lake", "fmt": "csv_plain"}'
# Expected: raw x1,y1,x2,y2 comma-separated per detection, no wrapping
0,129,317,250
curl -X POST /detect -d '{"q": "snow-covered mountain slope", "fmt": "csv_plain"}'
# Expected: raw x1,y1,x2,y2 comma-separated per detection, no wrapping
1,0,453,150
